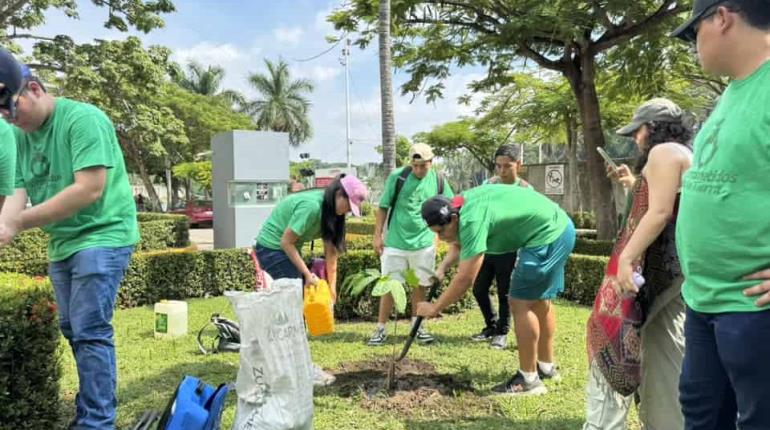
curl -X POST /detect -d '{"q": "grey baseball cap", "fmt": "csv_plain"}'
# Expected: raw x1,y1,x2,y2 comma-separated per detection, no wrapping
616,98,684,136
671,0,725,42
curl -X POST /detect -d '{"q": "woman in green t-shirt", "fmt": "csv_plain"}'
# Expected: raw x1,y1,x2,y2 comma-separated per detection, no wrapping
254,174,368,302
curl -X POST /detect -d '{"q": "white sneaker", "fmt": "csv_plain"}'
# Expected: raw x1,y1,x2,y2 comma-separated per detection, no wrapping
490,334,507,350
312,363,336,386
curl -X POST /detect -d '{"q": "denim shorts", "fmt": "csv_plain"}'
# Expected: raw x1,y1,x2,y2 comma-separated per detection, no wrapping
509,219,576,300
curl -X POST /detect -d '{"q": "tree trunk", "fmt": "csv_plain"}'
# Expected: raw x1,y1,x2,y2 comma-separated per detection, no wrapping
379,0,396,175
566,53,617,239
119,136,163,211
566,115,581,213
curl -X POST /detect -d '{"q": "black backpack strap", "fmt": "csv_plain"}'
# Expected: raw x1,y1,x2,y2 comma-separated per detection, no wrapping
436,171,445,196
387,167,412,227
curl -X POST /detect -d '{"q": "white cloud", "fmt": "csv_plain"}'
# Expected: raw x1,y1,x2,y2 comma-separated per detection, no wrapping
296,65,342,82
274,27,304,45
173,42,244,66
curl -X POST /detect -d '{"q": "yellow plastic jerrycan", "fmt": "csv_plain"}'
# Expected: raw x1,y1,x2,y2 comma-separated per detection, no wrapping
304,280,335,336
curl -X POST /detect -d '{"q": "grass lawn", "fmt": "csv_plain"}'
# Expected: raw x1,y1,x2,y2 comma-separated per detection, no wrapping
58,297,641,429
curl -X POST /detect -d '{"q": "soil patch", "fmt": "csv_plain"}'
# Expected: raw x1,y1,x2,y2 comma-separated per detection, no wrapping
324,358,499,418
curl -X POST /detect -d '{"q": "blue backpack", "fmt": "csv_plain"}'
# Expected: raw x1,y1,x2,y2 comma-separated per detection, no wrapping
131,376,231,430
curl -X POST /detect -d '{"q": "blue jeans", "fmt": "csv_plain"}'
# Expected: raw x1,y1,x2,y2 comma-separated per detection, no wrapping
49,246,134,430
680,306,770,430
255,244,301,280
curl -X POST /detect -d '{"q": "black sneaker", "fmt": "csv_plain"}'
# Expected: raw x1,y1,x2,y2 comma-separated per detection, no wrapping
491,371,547,396
367,326,387,346
470,326,495,342
537,363,562,382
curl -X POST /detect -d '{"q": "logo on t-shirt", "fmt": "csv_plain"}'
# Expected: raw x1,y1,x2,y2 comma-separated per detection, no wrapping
693,119,723,169
30,152,50,178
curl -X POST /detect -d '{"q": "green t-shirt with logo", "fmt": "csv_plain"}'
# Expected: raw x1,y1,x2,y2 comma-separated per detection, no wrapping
677,60,770,313
458,184,569,260
0,120,16,196
13,98,139,262
379,167,454,251
256,189,323,250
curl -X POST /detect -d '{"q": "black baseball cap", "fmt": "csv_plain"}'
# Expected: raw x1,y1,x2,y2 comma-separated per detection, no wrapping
421,196,453,227
671,0,726,41
0,48,29,120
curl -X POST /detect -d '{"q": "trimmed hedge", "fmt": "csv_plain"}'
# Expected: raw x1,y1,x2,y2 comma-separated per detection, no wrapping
0,274,60,429
136,213,190,248
568,211,597,229
346,221,375,236
563,254,609,306
0,214,191,271
573,238,614,257
118,248,255,308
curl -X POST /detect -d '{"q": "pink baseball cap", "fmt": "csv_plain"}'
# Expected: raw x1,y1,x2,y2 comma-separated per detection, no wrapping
340,175,368,217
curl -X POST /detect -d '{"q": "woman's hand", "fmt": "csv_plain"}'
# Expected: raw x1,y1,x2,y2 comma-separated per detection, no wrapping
607,164,636,189
303,272,319,288
616,255,639,296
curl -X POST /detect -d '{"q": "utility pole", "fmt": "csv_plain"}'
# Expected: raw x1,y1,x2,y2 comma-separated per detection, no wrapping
341,38,352,169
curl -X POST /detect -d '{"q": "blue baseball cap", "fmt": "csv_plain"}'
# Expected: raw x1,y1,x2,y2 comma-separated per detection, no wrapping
0,48,29,120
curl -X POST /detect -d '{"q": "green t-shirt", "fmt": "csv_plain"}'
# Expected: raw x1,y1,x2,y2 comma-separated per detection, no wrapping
458,184,569,260
677,60,770,313
379,167,454,251
13,98,139,262
0,120,16,196
256,189,323,250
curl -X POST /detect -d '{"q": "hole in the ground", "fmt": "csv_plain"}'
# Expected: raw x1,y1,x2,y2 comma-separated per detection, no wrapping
322,359,496,417
330,358,473,397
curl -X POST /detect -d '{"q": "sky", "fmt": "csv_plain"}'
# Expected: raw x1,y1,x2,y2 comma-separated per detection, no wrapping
24,0,486,164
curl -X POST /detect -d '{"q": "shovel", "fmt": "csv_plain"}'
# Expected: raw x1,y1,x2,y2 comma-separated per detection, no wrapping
386,277,442,388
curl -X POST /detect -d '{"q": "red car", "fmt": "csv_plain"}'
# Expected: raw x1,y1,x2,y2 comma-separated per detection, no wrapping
171,199,213,227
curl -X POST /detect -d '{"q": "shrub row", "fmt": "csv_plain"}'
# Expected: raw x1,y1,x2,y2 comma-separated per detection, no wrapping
0,214,191,271
0,274,60,429
567,211,597,229
573,238,614,257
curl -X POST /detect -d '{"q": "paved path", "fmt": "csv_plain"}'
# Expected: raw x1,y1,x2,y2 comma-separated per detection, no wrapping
189,227,213,250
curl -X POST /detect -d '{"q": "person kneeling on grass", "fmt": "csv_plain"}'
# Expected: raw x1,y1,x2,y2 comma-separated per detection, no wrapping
415,185,576,395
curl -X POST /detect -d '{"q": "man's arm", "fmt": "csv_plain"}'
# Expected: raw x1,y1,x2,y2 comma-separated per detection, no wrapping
436,242,460,281
0,168,105,245
17,167,106,230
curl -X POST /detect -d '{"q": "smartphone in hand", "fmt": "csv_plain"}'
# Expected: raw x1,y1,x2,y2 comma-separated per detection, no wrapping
596,147,619,170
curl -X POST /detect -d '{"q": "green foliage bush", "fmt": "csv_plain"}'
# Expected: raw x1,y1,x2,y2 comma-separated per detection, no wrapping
568,211,597,229
136,213,190,248
563,254,609,306
0,274,60,429
0,214,191,271
117,248,255,308
573,238,614,256
346,220,375,236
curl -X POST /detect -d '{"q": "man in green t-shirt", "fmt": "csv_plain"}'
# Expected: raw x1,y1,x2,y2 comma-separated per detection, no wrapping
367,143,454,346
671,1,770,428
417,186,575,396
0,119,16,208
0,49,138,429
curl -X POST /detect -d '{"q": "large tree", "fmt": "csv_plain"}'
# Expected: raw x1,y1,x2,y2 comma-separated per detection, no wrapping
330,0,693,239
243,59,314,147
39,37,188,211
1,0,174,57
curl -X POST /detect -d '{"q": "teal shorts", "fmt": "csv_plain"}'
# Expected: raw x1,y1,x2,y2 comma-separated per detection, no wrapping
509,219,576,301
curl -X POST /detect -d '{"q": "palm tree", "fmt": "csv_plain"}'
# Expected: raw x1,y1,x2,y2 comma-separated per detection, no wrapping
379,0,396,174
173,61,246,109
244,59,314,147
